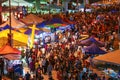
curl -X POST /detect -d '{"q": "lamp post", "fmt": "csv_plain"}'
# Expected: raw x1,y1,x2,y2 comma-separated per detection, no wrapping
8,0,12,46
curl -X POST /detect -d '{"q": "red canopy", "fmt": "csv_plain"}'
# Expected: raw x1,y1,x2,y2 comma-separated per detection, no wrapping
0,45,21,55
2,54,20,60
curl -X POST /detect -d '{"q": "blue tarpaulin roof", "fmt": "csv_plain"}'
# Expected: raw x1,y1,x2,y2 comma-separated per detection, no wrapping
0,25,20,32
37,18,70,28
80,37,105,47
24,29,41,35
84,43,106,54
0,25,13,31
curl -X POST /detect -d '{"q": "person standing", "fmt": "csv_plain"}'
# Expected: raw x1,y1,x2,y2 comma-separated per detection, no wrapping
44,59,49,74
0,74,2,80
41,58,46,74
36,65,43,80
47,63,53,76
0,58,4,75
25,71,31,80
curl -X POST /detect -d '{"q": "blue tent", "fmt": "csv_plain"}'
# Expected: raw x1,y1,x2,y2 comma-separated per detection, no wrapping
36,21,47,28
13,64,23,75
80,37,105,47
47,18,64,24
0,25,13,31
56,25,72,31
24,29,40,35
0,25,20,32
84,43,106,54
37,18,69,28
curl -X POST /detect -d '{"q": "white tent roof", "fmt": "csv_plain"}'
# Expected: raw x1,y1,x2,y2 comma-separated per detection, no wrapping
0,13,26,28
32,1,48,5
2,0,33,7
2,0,17,6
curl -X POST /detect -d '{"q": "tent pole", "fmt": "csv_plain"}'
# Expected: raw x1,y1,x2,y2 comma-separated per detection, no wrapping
9,0,11,35
30,24,36,48
8,0,12,46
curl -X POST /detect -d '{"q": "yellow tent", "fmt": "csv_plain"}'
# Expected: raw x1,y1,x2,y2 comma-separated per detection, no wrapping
0,29,28,47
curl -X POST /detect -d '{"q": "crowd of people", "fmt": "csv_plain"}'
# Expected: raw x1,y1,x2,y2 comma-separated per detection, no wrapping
23,3,120,80
0,2,120,80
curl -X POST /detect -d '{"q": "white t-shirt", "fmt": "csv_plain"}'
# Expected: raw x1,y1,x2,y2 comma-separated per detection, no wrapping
83,67,87,73
41,48,45,54
28,57,32,64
